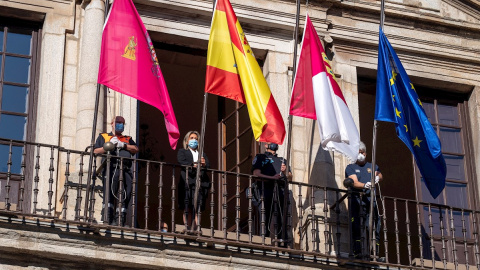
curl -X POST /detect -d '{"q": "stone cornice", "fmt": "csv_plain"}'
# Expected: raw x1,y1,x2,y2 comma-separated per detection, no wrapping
135,0,302,52
329,0,480,32
0,0,72,15
0,0,76,31
135,0,480,42
136,3,298,39
135,0,302,33
133,0,479,65
334,39,480,88
331,24,480,63
450,0,480,19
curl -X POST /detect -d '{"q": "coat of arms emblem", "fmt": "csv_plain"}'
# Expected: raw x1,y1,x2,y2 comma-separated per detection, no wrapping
122,36,137,60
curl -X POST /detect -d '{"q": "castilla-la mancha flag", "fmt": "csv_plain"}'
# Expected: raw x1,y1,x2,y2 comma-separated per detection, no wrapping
98,0,180,149
290,15,359,162
205,0,286,145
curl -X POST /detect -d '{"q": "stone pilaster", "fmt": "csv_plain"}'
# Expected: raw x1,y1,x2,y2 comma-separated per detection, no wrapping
469,86,480,206
34,9,74,215
263,50,292,155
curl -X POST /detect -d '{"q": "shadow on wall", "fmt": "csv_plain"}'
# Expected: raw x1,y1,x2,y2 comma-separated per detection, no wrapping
295,119,347,255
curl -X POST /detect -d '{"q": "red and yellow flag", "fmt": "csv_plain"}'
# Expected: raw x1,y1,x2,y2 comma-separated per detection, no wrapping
205,0,285,145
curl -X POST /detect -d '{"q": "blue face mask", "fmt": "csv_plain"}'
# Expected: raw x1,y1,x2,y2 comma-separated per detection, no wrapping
115,123,124,133
188,139,198,149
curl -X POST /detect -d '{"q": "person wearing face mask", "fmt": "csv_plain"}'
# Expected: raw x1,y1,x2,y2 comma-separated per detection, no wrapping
94,116,139,226
177,131,210,234
345,141,383,259
251,142,292,240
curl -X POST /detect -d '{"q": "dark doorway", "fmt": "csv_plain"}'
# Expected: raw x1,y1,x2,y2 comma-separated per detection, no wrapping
136,43,218,230
136,40,263,232
358,76,415,200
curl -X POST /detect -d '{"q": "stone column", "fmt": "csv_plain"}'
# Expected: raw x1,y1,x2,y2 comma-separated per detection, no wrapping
75,0,106,153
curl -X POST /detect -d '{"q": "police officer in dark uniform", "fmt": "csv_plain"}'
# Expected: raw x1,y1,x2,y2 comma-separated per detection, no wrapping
94,116,138,226
345,141,383,258
252,142,291,238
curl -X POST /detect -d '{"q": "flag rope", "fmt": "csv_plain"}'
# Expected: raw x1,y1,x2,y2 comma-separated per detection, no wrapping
368,0,386,261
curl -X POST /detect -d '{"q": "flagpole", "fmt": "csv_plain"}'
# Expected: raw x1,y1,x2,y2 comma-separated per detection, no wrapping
282,0,301,247
192,95,208,231
191,0,217,232
380,0,385,32
368,0,385,260
83,0,111,222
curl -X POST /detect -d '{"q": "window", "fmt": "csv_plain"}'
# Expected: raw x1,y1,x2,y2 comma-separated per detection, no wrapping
420,100,472,213
418,96,476,264
0,19,40,211
219,98,259,232
0,23,39,174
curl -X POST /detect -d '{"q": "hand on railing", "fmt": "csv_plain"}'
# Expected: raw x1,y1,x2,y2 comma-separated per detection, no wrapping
364,182,372,189
344,177,354,188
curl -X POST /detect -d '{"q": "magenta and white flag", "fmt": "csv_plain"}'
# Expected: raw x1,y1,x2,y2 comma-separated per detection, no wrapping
289,14,359,162
98,0,179,149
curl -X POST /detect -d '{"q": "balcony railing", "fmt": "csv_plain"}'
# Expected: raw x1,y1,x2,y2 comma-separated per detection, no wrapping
0,137,479,269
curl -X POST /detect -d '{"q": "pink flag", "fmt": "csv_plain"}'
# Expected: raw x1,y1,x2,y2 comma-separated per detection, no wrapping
290,15,359,162
98,0,180,149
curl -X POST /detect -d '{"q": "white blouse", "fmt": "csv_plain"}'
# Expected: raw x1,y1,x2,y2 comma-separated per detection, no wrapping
189,148,199,162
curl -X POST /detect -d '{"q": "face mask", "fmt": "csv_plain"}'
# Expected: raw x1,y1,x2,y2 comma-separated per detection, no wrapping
357,153,366,163
115,123,124,133
188,139,198,149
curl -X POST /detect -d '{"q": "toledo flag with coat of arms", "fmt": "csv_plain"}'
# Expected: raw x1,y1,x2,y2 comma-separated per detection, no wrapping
97,0,180,149
290,14,360,162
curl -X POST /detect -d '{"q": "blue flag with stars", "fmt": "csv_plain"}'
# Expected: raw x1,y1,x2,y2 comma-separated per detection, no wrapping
375,28,446,199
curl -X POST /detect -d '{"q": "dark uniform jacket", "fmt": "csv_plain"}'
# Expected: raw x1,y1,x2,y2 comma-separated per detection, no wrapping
252,152,289,188
177,148,210,187
345,162,380,200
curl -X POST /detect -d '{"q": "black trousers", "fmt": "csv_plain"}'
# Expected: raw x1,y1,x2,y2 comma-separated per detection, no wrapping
104,165,133,211
257,181,285,238
350,194,381,257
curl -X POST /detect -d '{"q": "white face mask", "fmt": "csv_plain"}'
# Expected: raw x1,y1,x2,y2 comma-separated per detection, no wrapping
357,153,366,163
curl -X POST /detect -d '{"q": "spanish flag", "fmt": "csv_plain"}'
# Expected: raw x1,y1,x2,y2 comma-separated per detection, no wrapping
205,0,286,145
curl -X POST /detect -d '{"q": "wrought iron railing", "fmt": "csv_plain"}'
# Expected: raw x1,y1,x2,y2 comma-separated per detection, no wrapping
0,137,479,269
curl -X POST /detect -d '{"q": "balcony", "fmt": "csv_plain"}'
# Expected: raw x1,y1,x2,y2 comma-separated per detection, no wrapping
0,137,479,269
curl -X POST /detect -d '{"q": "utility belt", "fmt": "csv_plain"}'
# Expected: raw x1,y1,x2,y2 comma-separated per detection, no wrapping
351,191,377,206
102,156,133,170
257,176,287,190
110,159,132,168
110,147,133,167
248,177,287,206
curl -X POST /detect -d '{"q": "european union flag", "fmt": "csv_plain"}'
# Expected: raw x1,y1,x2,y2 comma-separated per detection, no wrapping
375,28,446,199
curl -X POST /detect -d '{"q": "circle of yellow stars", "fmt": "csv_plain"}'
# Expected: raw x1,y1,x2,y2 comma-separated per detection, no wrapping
390,70,424,148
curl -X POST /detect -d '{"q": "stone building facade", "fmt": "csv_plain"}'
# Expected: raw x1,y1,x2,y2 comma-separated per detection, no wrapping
0,0,479,269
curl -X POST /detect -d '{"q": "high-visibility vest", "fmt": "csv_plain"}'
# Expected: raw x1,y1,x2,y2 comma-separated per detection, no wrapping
101,133,131,144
